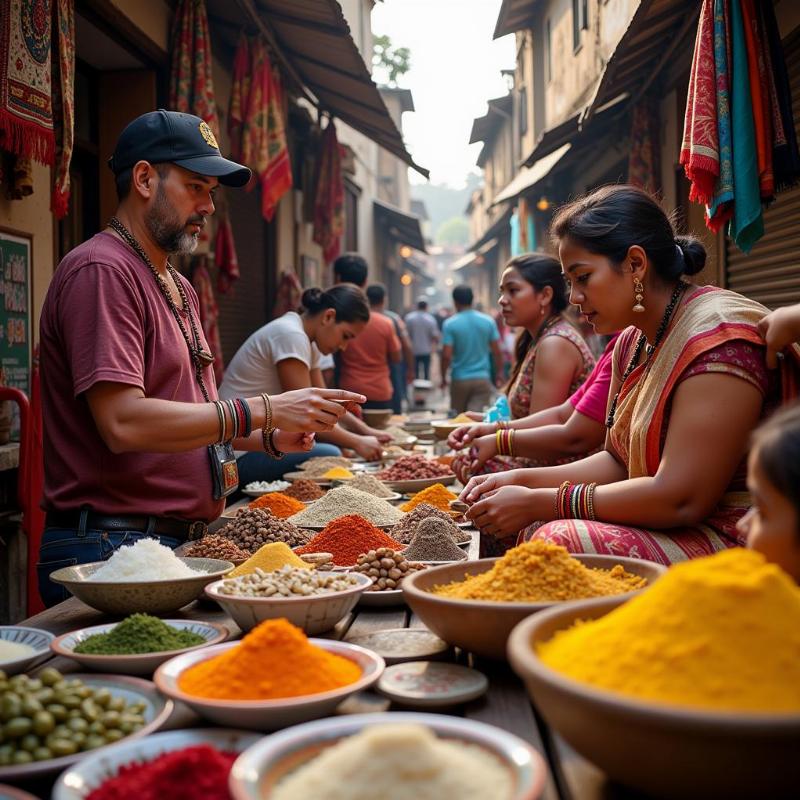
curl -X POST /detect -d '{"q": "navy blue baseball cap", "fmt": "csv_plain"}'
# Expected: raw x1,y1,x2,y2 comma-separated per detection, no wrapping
108,109,251,187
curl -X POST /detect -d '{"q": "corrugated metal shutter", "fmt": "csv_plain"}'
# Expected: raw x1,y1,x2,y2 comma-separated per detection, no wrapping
725,28,800,308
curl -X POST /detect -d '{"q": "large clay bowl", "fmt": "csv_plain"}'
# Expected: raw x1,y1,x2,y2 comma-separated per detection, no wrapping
402,554,665,660
508,596,800,799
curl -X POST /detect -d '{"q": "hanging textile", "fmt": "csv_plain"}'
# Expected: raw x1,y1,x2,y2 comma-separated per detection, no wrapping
272,269,303,318
760,0,800,191
214,214,240,294
51,0,74,219
236,38,292,222
628,97,661,191
680,0,718,205
0,0,55,165
313,121,345,265
518,197,536,251
707,0,734,232
227,34,251,163
191,259,224,386
168,0,220,142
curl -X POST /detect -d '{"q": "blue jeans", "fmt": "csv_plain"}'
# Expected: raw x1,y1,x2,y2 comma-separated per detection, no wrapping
235,441,341,487
415,354,431,380
37,528,182,609
389,362,407,414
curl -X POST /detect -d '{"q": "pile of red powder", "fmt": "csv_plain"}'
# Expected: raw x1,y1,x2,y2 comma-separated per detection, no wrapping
296,514,405,566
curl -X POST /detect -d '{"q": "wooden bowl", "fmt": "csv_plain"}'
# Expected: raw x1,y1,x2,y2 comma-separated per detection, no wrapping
402,555,665,660
508,597,800,799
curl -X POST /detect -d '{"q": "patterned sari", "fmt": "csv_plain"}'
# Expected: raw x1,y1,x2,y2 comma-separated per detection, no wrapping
454,316,595,481
509,287,800,565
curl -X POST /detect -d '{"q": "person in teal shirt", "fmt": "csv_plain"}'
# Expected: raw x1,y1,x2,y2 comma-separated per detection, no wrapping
441,285,503,413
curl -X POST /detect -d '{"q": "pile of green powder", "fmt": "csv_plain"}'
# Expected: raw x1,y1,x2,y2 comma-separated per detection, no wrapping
73,613,206,655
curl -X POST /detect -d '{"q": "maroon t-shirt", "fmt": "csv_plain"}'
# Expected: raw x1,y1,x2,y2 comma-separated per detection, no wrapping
39,231,223,521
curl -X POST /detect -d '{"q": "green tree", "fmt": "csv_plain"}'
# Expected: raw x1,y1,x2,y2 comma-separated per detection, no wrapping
436,216,470,247
372,34,411,87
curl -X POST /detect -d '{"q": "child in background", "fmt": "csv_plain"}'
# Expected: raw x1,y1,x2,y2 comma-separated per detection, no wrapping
738,403,800,582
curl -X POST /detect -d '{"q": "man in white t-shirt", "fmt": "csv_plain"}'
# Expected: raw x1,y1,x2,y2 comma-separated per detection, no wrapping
405,299,440,381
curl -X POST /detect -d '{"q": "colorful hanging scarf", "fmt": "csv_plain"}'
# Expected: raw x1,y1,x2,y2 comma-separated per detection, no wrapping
272,269,303,318
191,259,224,386
760,0,800,190
680,0,718,204
313,121,345,264
706,0,734,232
168,0,220,142
214,214,239,294
728,0,762,252
628,96,660,191
0,0,55,165
51,0,74,219
237,38,292,222
740,0,773,201
228,34,250,163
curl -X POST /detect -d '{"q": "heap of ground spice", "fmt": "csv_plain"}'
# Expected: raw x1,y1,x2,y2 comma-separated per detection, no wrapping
284,479,325,501
184,534,251,562
178,618,361,700
248,492,305,518
401,483,459,512
74,614,205,655
348,472,395,498
288,486,404,527
296,515,405,566
432,540,646,602
403,518,467,562
299,456,352,476
86,744,237,800
390,504,470,545
227,541,309,577
538,548,800,712
323,466,355,480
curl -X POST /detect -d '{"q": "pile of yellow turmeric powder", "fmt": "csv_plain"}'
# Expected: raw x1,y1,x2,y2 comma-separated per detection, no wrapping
401,483,458,513
178,618,362,700
432,541,646,602
322,467,355,480
227,542,307,577
537,548,800,712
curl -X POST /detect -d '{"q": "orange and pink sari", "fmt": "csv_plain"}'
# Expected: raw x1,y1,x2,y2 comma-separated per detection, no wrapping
518,286,800,565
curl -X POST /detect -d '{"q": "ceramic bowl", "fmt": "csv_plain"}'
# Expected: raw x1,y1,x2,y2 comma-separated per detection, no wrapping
361,408,394,429
508,597,800,799
430,419,467,440
0,674,173,782
381,474,456,493
204,571,372,634
154,640,385,730
0,625,55,676
49,558,234,615
52,728,261,799
228,712,547,799
402,554,665,660
51,619,229,675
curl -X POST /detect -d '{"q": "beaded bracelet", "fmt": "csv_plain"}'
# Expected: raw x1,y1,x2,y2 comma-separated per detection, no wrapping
268,429,285,460
586,482,597,521
260,393,281,458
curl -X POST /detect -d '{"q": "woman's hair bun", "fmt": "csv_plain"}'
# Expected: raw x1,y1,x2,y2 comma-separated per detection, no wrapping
301,287,325,313
674,234,706,276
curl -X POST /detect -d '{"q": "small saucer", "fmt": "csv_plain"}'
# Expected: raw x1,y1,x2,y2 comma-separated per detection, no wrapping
377,661,488,707
346,629,449,665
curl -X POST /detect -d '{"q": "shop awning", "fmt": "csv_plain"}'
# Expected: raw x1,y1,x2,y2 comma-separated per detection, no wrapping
215,0,429,177
492,143,571,206
451,238,499,272
373,199,427,253
493,0,542,39
581,0,700,124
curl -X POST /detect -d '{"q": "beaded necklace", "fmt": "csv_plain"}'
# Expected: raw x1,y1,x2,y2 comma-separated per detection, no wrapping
108,217,213,402
605,280,686,429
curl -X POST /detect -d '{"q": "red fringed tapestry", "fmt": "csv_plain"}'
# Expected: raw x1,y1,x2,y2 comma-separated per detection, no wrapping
312,121,345,265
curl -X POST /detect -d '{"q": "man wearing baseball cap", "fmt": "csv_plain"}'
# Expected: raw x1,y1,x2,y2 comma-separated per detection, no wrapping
37,110,364,606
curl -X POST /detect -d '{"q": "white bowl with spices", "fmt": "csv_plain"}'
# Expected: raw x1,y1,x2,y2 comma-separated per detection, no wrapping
204,569,373,634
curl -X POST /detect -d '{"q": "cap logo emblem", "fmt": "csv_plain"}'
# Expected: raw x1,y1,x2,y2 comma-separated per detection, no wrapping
199,121,219,150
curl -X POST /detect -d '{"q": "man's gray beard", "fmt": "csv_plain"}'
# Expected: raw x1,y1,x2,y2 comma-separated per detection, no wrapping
145,187,200,255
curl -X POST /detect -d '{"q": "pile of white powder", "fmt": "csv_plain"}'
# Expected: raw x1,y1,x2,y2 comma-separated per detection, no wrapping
89,538,202,582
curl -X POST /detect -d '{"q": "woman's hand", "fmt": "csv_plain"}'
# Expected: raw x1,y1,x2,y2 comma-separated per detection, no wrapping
447,422,496,450
463,411,484,422
269,388,365,432
459,470,521,503
467,434,498,473
272,430,315,454
365,426,393,444
758,305,800,368
353,435,384,461
467,486,544,537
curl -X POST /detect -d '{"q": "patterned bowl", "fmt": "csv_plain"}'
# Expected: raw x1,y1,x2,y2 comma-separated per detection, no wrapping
51,619,230,675
0,626,55,676
49,558,234,615
154,640,385,730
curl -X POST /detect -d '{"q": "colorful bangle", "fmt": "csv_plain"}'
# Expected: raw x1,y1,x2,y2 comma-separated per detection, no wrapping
496,428,503,455
212,400,224,444
586,482,597,521
508,429,515,458
556,481,571,519
268,429,285,460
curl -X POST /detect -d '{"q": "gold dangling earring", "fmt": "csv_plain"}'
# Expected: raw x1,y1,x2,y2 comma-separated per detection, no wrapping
632,277,645,313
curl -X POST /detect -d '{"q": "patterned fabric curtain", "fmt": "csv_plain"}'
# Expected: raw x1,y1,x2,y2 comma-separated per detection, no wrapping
313,121,345,265
51,0,75,218
272,269,303,318
168,0,220,142
214,214,239,294
191,259,224,385
628,96,660,192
